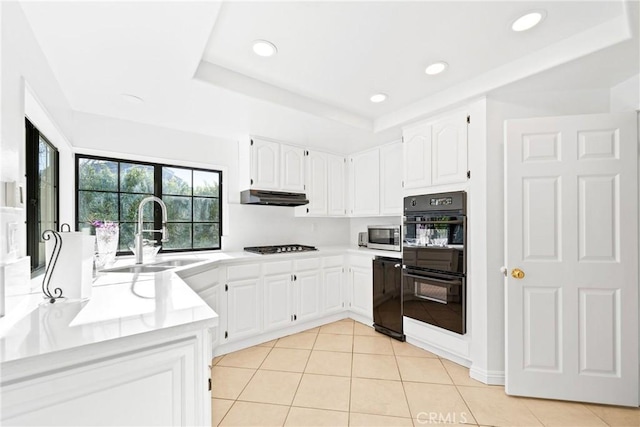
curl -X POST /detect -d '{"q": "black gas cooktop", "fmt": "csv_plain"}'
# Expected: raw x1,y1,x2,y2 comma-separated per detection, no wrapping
244,244,318,255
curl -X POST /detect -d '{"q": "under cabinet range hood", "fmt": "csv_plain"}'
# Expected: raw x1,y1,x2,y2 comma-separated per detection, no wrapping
240,189,309,206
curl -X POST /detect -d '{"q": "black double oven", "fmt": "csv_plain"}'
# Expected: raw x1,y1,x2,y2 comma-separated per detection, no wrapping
402,191,467,335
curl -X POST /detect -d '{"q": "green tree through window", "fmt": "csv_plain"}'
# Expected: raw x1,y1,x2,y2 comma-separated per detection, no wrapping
76,155,222,253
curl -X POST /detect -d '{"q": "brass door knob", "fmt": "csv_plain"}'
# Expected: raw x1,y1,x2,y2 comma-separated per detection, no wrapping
511,268,525,279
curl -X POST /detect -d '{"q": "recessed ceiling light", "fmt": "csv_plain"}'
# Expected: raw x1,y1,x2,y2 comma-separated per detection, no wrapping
252,40,277,57
121,93,144,104
425,61,448,75
512,11,545,32
370,93,387,103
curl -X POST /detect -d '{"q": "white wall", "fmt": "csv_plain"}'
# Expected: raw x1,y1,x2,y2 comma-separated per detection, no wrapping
610,74,640,112
71,111,350,252
0,2,75,301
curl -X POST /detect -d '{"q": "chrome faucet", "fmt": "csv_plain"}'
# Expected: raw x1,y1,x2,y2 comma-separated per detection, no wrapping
135,196,169,264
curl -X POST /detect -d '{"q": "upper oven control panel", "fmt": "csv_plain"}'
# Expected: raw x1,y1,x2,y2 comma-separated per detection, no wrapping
404,191,466,214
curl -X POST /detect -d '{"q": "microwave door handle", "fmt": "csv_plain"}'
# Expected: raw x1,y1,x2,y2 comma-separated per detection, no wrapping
403,273,461,286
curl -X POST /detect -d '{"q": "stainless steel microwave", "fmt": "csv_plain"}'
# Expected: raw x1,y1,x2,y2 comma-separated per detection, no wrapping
367,225,401,251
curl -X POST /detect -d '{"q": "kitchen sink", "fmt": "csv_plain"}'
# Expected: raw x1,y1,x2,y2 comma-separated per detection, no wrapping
103,264,172,274
152,258,201,268
103,258,201,274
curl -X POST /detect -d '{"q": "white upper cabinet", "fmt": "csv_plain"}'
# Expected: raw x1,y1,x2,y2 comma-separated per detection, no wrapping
349,148,380,216
245,137,305,192
402,109,469,190
431,111,468,186
327,153,346,216
250,138,280,190
280,144,305,192
402,122,432,189
306,150,329,215
379,141,403,215
296,150,346,217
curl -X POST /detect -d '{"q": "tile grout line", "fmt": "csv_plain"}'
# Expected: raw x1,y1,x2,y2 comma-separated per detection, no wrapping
282,330,320,426
581,403,614,426
438,357,482,426
391,338,416,424
218,341,278,426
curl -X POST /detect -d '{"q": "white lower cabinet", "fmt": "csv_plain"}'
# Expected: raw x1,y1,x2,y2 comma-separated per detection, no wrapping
322,256,345,314
263,261,295,331
225,264,262,342
2,335,209,427
178,267,222,345
263,259,322,330
294,267,322,323
348,255,374,321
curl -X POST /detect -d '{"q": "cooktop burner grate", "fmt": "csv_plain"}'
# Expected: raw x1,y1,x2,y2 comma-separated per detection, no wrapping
244,244,318,255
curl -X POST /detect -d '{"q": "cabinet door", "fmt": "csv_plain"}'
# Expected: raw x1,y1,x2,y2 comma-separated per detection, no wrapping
402,123,432,189
380,142,403,215
2,339,201,426
350,266,373,320
251,138,280,190
431,112,468,185
306,151,328,215
263,274,293,331
281,144,305,192
226,278,262,341
349,149,380,216
323,266,344,314
327,153,346,216
294,270,321,323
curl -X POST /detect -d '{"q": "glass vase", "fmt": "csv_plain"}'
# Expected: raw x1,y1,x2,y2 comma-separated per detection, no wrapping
95,225,119,269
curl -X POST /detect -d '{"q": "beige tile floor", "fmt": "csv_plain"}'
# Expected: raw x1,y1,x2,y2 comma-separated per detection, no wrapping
211,319,640,426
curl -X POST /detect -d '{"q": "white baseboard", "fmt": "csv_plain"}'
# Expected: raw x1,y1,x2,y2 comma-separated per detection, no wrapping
404,335,472,367
347,312,373,326
469,365,505,385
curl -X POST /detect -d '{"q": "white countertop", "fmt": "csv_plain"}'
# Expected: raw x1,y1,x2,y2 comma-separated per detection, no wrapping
0,246,400,366
0,269,218,365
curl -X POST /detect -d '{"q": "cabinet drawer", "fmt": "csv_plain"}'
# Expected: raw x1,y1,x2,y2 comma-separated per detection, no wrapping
264,261,293,276
227,263,261,281
322,256,344,268
295,258,321,271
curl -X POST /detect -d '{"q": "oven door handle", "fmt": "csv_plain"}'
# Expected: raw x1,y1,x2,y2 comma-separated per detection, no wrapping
404,220,464,225
403,272,461,286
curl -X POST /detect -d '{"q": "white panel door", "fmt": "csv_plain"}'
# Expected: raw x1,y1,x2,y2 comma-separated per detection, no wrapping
294,270,321,323
327,154,346,216
306,150,328,215
402,122,432,189
432,111,468,186
380,142,403,215
323,266,344,314
505,112,638,406
263,274,293,331
350,149,380,216
226,278,262,341
251,138,280,190
281,144,305,192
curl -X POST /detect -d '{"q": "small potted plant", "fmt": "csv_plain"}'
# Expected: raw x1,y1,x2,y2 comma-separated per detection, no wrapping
91,220,119,268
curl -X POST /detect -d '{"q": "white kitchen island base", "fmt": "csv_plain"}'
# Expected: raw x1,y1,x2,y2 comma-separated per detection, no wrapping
0,270,218,426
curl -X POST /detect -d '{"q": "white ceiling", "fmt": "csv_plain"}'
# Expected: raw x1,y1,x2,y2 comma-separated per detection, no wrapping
18,1,638,153
202,1,624,118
